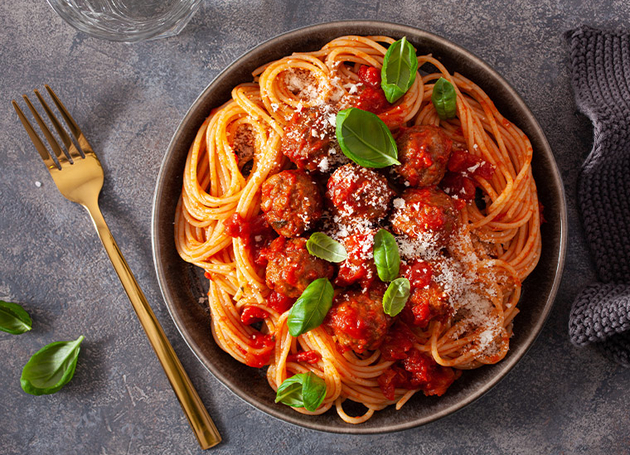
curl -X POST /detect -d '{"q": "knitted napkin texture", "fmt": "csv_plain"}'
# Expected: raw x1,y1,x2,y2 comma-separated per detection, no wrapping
566,26,630,366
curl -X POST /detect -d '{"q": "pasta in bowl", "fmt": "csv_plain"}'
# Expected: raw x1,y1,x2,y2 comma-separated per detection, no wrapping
152,21,566,433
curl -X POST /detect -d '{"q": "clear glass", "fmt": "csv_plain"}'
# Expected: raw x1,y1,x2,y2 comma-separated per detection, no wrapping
46,0,202,42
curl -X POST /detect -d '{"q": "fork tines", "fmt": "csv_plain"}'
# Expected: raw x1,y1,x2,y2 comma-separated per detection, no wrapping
12,86,90,170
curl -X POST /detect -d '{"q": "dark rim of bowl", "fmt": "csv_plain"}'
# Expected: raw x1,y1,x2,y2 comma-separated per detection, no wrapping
151,20,567,434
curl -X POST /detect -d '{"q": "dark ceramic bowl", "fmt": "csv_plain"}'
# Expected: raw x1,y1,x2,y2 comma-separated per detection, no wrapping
152,20,567,433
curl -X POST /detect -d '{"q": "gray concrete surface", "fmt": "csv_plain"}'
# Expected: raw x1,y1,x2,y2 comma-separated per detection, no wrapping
1,1,629,454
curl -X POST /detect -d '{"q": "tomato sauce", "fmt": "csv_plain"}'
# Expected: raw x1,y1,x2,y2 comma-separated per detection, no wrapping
354,66,392,115
441,150,495,202
287,350,321,364
240,306,269,325
380,323,416,361
402,259,433,290
401,292,432,328
378,344,458,400
539,202,547,224
266,291,295,314
225,213,276,265
245,332,275,368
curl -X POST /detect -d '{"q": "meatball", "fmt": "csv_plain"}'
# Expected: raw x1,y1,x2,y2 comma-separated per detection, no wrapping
398,259,451,328
280,106,340,172
401,284,451,328
326,163,395,225
324,285,391,354
393,125,452,188
390,187,459,246
335,231,378,287
262,236,334,298
260,170,323,237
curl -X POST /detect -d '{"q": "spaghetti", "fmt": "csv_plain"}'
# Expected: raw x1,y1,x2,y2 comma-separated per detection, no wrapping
174,35,541,423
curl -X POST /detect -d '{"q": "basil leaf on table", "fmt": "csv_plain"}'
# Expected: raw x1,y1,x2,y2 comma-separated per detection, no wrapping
381,36,419,103
275,372,327,412
373,229,401,282
431,77,457,120
382,278,410,317
0,300,32,335
287,278,334,337
335,108,400,168
307,232,348,263
21,335,85,395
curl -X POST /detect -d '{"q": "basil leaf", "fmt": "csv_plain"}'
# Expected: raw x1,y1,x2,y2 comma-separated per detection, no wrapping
287,278,334,337
275,372,327,412
21,335,84,395
275,375,306,408
373,229,400,282
302,371,327,411
335,108,400,168
307,232,348,263
381,37,419,103
382,278,410,317
0,300,32,334
431,77,457,120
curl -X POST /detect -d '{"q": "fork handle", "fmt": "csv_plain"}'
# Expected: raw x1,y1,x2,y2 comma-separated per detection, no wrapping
83,199,221,449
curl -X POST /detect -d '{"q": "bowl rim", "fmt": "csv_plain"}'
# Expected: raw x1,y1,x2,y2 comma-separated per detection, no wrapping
151,19,567,433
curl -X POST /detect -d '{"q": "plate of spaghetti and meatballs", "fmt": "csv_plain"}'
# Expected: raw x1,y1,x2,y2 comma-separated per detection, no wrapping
152,21,566,433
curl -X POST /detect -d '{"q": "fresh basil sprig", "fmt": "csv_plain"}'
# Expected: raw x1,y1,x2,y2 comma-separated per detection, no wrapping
307,232,347,263
381,37,419,104
21,335,85,395
382,278,410,317
373,229,401,282
0,300,32,335
275,372,327,412
287,278,334,337
431,77,457,120
335,108,400,168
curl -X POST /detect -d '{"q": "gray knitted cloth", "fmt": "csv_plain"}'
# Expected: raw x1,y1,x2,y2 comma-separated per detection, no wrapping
567,26,630,366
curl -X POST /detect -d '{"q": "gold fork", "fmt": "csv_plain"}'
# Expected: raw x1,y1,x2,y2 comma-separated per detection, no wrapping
12,86,221,450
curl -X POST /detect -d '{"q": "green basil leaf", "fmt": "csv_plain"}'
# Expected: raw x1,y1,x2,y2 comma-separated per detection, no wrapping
335,108,400,168
302,371,327,412
287,278,334,337
373,229,400,282
381,37,419,103
382,278,410,317
21,335,84,395
307,232,348,263
431,77,457,120
0,300,32,335
275,372,327,412
275,375,306,408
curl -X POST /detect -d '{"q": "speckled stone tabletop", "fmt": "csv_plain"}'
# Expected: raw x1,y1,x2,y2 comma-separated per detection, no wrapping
1,1,629,454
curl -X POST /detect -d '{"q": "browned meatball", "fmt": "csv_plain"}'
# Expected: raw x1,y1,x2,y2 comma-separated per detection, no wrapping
393,125,452,188
280,106,342,172
324,285,391,354
335,230,378,288
400,283,450,328
260,170,323,237
326,163,395,225
262,236,334,298
390,187,459,246
400,259,452,328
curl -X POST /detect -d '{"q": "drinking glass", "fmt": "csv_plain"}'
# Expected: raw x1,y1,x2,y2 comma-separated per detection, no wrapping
46,0,202,42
